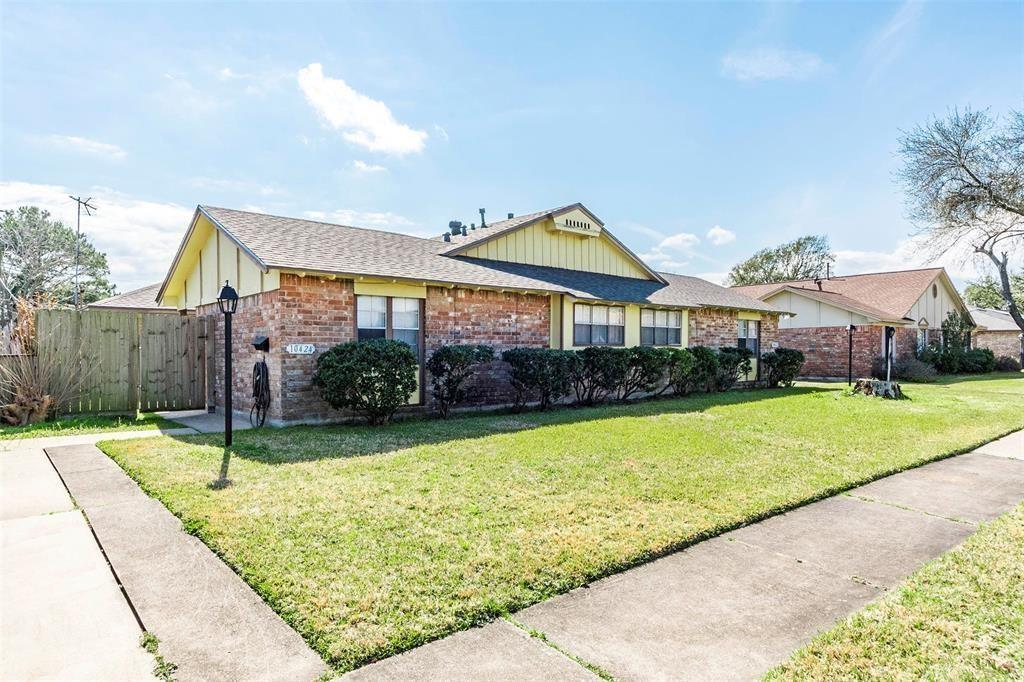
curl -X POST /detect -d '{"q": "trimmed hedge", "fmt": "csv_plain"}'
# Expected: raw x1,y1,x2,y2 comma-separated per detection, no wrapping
426,344,495,418
994,355,1022,372
315,339,419,424
761,348,805,388
320,340,803,425
502,348,573,410
871,354,938,383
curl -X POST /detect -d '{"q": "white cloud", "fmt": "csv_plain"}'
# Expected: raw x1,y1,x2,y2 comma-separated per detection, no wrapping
721,48,826,81
302,208,427,236
433,124,449,142
695,271,730,286
188,177,284,196
863,1,924,81
706,225,736,245
616,221,665,240
154,72,223,116
1,181,192,293
297,63,427,156
640,231,702,271
833,237,1024,286
352,160,387,173
42,134,126,160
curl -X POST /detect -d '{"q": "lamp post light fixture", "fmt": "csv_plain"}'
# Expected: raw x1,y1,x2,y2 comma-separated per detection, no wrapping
217,281,239,446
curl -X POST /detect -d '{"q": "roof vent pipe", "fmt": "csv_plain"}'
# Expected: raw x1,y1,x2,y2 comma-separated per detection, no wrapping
508,212,514,219
479,208,486,228
461,226,467,236
443,233,451,242
448,220,463,236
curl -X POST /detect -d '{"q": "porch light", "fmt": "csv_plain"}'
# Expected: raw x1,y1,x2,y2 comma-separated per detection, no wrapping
217,281,239,314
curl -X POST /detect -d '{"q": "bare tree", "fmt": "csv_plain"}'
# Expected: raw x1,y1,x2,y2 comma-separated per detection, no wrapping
898,108,1024,331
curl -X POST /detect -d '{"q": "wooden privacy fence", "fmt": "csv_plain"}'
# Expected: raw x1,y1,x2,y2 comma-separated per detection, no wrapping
36,309,208,414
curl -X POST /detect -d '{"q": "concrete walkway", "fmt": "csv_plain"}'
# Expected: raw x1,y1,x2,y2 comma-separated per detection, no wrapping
1,439,157,680
45,443,327,682
347,430,1024,681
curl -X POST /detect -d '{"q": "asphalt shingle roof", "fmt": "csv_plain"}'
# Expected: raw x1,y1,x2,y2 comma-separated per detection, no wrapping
90,283,174,311
200,206,779,313
969,307,1021,332
731,268,947,321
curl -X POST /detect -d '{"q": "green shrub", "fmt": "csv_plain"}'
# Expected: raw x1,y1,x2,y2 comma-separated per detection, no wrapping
569,347,629,405
761,348,805,388
666,347,697,396
688,346,720,393
960,348,996,374
426,344,494,418
315,340,418,425
618,346,672,400
994,355,1022,372
502,347,573,410
714,346,754,391
871,354,938,382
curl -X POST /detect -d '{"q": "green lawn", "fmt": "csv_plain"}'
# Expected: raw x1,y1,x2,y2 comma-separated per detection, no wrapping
98,374,1024,672
767,501,1024,679
0,412,174,440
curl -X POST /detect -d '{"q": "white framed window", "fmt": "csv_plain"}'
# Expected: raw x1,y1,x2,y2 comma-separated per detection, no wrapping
738,319,760,357
574,303,625,346
356,295,422,360
641,309,682,346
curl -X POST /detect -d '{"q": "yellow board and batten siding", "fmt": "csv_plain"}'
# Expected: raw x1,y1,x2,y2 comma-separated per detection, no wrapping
161,214,279,309
460,212,650,280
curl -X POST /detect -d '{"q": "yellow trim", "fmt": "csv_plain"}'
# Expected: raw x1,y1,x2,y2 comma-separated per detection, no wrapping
353,281,427,299
737,311,762,321
549,295,562,349
624,305,640,346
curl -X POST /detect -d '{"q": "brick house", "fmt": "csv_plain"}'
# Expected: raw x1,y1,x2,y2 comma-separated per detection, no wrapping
970,307,1023,365
732,268,974,379
155,203,782,424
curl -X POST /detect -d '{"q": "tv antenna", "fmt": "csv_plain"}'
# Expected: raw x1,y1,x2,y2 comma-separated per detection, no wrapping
68,195,96,307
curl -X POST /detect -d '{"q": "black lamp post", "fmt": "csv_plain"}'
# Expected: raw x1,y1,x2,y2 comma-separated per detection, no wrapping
217,281,239,446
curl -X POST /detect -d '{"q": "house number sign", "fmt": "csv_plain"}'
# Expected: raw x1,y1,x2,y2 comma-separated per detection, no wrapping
285,343,316,355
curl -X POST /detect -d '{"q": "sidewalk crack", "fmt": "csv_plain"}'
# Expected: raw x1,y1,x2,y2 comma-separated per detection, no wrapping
843,492,977,526
503,616,617,680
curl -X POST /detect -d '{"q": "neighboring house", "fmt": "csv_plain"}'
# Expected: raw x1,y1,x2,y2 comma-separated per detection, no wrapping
732,268,973,379
88,283,180,313
970,307,1024,365
156,203,782,424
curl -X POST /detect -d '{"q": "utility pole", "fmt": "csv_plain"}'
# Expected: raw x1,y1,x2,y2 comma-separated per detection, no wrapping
68,196,96,308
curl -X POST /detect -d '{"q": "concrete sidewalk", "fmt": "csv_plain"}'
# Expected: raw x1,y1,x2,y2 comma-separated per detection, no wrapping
1,443,156,680
45,443,327,682
347,430,1024,681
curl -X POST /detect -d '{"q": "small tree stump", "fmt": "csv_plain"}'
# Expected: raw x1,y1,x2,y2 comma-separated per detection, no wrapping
852,378,903,400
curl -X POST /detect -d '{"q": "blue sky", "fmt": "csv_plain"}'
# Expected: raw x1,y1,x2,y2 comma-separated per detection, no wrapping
2,1,1021,292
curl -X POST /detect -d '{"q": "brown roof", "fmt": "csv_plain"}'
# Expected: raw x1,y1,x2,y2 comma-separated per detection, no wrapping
198,206,780,313
90,283,177,312
732,268,949,322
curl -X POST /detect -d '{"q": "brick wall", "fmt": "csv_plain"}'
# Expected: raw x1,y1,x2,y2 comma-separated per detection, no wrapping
201,274,355,424
776,325,881,378
202,276,552,423
774,324,922,378
424,286,550,406
973,330,1023,359
200,289,284,423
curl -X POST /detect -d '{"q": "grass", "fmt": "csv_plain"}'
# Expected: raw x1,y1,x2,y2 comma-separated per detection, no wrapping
767,501,1024,680
0,412,174,440
98,373,1024,672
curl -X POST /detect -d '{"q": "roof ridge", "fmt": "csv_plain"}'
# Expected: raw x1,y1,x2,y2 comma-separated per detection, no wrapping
200,205,442,245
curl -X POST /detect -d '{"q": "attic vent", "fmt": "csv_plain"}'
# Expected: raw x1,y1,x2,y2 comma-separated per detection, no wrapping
932,283,938,298
566,218,592,231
